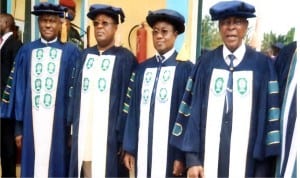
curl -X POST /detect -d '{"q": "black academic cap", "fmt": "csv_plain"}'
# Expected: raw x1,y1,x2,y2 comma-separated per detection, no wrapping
210,1,256,21
146,9,185,34
87,4,125,24
31,2,67,16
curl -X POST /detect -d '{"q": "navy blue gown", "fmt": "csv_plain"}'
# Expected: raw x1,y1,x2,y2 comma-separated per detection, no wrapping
1,39,80,177
68,45,137,177
122,51,193,177
275,41,297,177
171,45,280,177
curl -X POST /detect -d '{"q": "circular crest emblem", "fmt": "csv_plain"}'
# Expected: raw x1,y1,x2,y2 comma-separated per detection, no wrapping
98,78,106,92
33,95,40,110
82,77,90,92
86,58,94,69
101,58,110,71
213,77,225,95
145,71,152,84
237,78,248,96
142,89,150,104
45,77,54,91
35,63,43,76
158,88,168,103
43,93,53,109
34,78,42,92
49,48,58,59
47,62,56,74
36,49,44,60
162,70,171,82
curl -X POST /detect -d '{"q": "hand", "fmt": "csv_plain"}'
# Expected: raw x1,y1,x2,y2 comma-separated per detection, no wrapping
187,165,204,178
123,152,135,171
173,160,185,176
15,135,23,149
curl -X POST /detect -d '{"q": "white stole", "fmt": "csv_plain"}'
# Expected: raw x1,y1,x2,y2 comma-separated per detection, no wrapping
137,66,176,178
78,54,115,178
138,68,157,178
31,47,62,177
205,69,252,178
229,71,252,177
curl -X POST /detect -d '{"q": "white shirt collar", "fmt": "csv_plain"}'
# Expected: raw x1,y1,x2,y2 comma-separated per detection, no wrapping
156,48,175,63
41,37,58,44
0,32,13,49
223,44,246,67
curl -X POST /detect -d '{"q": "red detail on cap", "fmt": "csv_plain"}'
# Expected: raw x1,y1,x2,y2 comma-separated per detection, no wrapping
59,0,76,10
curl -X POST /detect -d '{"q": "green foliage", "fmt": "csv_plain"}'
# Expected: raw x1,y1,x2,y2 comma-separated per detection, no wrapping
201,15,222,50
260,27,295,53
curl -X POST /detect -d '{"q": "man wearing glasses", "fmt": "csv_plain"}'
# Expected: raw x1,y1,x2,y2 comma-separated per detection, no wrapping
68,4,137,178
122,9,194,178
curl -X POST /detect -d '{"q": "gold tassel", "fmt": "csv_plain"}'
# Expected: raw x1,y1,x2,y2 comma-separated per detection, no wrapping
60,12,68,43
61,20,67,43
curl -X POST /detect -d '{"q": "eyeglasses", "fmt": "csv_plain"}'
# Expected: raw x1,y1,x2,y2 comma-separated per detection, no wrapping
93,20,116,27
152,29,174,36
219,18,247,27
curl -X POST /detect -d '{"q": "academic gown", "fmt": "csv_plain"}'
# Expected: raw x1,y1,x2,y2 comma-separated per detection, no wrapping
122,52,193,177
68,45,137,177
275,41,297,177
1,39,80,177
171,45,280,177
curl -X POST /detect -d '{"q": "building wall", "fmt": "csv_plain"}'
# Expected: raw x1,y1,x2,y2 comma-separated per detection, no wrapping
87,0,166,58
87,0,195,60
10,0,25,21
8,0,196,60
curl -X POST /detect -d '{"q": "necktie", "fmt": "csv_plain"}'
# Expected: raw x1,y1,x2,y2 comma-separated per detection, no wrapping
225,54,235,113
218,54,235,177
0,37,3,45
157,55,164,64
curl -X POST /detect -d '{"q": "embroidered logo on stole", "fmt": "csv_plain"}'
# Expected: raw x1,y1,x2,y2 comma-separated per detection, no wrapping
78,54,116,177
213,77,226,95
237,77,248,96
31,47,61,110
31,46,62,178
205,69,253,177
138,66,176,178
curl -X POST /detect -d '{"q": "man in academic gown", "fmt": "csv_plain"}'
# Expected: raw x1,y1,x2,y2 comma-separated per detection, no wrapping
68,4,137,178
275,41,297,177
0,12,22,178
0,2,80,177
122,9,194,178
171,1,280,178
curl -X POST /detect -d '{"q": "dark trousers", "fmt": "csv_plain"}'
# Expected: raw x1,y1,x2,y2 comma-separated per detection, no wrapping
1,119,16,178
